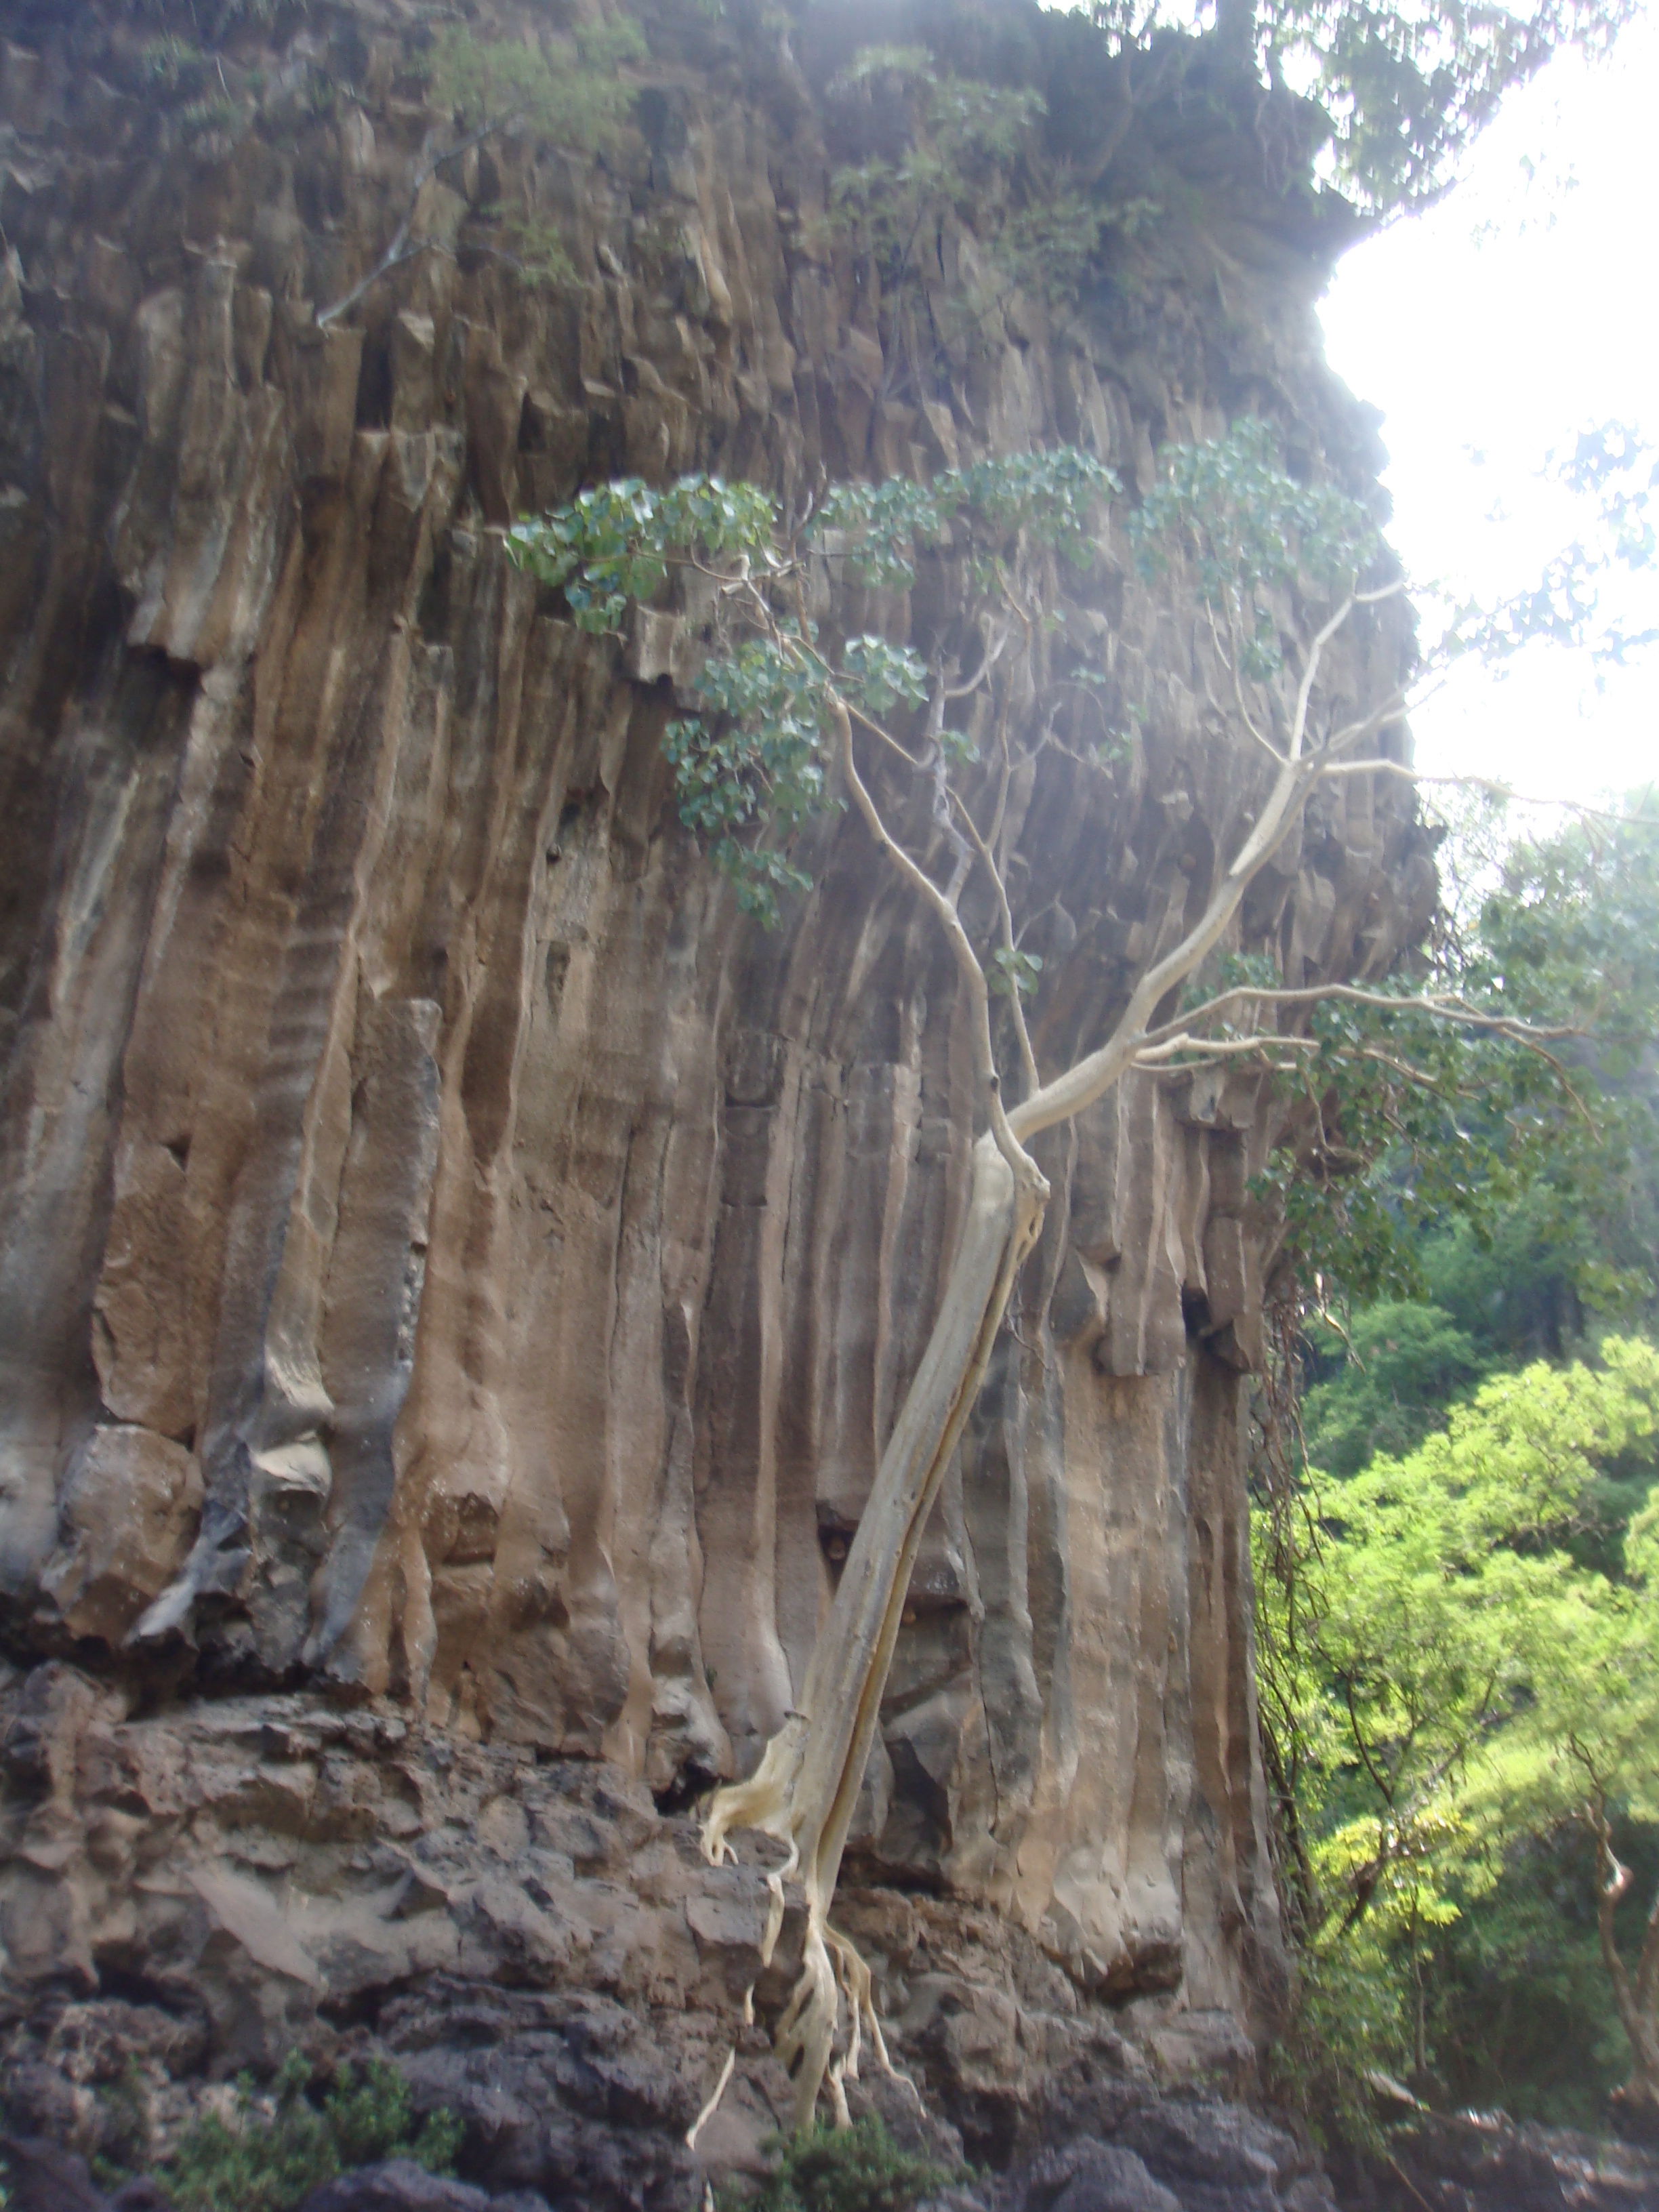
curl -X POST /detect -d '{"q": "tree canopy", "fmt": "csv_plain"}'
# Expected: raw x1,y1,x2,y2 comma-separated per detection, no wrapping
1263,1340,1659,2121
1256,796,1659,2131
1248,0,1641,213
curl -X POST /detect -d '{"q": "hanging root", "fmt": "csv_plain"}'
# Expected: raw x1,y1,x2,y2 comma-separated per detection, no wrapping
695,1780,912,2135
827,1926,922,2111
688,1757,804,2148
775,1893,916,2131
686,2046,737,2152
777,1905,842,2131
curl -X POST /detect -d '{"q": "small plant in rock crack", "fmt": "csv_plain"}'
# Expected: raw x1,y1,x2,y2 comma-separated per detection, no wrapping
140,33,207,91
470,206,580,289
721,2118,959,2212
422,19,644,154
136,34,253,152
89,2059,154,2188
163,2053,462,2212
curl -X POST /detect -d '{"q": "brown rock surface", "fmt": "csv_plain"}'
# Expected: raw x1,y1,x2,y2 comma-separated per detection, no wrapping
0,0,1434,2179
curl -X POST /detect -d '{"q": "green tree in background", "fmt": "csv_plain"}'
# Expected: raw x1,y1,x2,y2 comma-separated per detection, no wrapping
1206,0,1639,212
1296,802,1659,1453
1300,1301,1486,1477
1261,802,1659,2133
1265,1342,1659,2126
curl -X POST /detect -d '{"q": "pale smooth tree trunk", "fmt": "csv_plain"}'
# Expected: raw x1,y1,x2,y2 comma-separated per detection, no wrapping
701,1132,1040,2124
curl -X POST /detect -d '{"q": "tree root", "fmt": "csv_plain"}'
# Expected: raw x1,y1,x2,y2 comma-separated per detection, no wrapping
687,2048,737,2153
694,1767,920,2142
694,1134,1039,2131
825,1925,923,2124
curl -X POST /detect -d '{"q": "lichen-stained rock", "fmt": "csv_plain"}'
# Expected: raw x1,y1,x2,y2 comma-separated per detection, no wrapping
0,0,1433,2156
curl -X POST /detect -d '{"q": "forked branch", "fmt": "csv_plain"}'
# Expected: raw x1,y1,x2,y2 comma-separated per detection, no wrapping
318,115,516,327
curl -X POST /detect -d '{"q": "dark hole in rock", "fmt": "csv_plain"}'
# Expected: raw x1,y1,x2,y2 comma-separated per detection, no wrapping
94,1960,201,2021
354,331,393,430
651,1757,720,1817
417,538,452,641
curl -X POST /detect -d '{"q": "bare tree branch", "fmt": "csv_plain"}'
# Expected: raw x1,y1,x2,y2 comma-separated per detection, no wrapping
1319,756,1659,827
1137,980,1581,1053
317,112,522,328
1134,1030,1318,1065
828,692,1040,1193
1005,592,1387,1147
944,779,1040,1093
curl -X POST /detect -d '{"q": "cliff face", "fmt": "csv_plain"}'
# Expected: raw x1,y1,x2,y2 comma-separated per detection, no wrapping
0,0,1433,2192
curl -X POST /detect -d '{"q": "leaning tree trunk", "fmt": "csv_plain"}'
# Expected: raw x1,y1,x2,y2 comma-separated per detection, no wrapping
697,593,1373,2129
703,1130,1043,2124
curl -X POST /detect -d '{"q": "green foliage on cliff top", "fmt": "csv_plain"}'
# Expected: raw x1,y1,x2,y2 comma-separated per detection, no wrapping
824,47,1120,329
818,0,1641,243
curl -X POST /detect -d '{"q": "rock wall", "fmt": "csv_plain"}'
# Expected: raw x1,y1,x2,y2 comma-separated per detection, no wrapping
0,0,1435,2188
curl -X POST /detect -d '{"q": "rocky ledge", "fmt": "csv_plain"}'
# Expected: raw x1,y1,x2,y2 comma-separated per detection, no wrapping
16,2095,1659,2211
7,1671,1656,2211
0,1666,1304,2205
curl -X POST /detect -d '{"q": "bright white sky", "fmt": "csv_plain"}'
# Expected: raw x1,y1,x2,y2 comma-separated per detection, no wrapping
1318,11,1659,806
